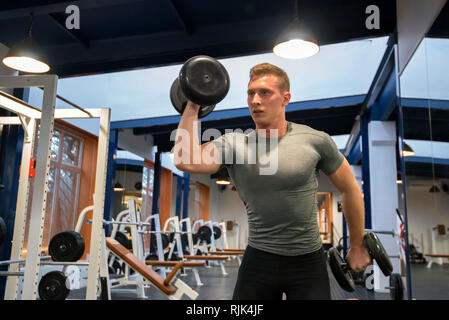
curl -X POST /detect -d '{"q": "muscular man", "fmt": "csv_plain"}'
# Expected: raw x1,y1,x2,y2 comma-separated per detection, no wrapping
173,62,371,300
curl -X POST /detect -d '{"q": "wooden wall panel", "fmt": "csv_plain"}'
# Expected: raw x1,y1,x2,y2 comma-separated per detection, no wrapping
196,182,210,222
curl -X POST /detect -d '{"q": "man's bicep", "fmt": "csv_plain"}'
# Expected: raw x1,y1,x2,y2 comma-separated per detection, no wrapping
327,158,358,193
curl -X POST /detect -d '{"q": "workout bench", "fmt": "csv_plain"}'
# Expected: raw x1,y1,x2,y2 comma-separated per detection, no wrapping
425,254,449,269
106,238,198,300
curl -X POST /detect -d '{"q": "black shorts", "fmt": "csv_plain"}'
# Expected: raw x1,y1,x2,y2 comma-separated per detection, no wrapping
232,245,331,300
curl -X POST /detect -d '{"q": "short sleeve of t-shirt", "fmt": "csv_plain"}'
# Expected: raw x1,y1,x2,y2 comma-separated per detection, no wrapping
316,132,345,175
211,133,234,166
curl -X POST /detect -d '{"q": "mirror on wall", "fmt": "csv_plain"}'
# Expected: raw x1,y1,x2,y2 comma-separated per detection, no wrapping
397,4,449,300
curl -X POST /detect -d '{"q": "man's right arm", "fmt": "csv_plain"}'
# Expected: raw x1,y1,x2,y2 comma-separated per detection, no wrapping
173,101,221,174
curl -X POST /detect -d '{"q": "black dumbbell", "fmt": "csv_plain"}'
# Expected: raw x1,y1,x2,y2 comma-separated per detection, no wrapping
328,232,393,292
170,55,230,118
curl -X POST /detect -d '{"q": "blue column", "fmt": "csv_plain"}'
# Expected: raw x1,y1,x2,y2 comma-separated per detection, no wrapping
0,88,28,299
182,173,190,222
360,113,372,230
151,151,162,231
103,129,118,236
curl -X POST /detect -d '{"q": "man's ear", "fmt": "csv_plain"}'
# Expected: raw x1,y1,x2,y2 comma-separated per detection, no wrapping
283,91,291,107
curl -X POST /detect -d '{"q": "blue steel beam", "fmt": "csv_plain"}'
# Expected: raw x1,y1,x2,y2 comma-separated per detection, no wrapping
111,95,366,130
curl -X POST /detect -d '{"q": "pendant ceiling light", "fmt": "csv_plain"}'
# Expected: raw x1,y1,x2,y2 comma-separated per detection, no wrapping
273,0,319,59
2,13,50,73
400,142,415,157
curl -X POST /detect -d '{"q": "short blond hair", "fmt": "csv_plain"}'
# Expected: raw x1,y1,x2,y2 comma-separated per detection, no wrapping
249,63,290,92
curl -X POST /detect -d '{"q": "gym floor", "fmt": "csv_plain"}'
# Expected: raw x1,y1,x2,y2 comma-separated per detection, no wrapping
410,263,449,300
68,257,396,300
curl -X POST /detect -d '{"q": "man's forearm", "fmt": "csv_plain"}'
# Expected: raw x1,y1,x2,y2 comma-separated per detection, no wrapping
175,105,200,166
341,187,365,248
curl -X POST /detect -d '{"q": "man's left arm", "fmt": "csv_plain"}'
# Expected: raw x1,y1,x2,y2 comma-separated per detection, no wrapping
327,158,371,272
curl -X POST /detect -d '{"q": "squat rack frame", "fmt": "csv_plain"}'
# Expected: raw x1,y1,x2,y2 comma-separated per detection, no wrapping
0,75,110,300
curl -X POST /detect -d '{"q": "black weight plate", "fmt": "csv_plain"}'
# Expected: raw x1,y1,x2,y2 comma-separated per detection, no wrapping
179,55,230,106
164,252,180,261
197,225,212,243
38,271,70,300
161,233,170,249
170,78,215,118
181,233,188,246
114,231,132,250
198,104,215,118
146,254,159,261
365,232,393,276
49,231,85,262
149,233,170,253
0,216,6,245
170,78,187,115
389,273,404,300
328,247,356,292
192,233,199,244
213,226,222,240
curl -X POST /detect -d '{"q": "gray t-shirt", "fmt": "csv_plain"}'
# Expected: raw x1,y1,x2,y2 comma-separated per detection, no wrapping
212,121,344,256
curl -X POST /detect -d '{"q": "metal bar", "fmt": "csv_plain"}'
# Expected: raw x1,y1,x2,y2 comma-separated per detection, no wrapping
0,256,52,266
394,44,413,300
21,75,58,300
86,108,110,300
0,272,24,277
365,229,397,236
0,90,41,118
40,261,90,266
5,116,36,299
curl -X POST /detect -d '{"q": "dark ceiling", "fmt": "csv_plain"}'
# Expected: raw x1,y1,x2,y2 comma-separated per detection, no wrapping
1,1,448,180
0,0,398,78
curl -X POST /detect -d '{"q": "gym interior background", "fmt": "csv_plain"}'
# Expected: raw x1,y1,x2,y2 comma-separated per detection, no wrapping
0,0,448,300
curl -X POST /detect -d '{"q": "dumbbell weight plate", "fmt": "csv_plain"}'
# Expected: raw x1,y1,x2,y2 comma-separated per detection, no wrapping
389,273,404,300
179,55,230,106
365,232,393,277
170,78,215,119
49,231,85,262
170,77,188,115
38,271,70,300
328,247,356,292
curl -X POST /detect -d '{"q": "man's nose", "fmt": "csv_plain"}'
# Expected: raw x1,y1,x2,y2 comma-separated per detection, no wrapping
250,93,261,105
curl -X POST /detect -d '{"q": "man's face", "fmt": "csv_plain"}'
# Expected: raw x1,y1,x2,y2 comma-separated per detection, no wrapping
247,74,290,127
